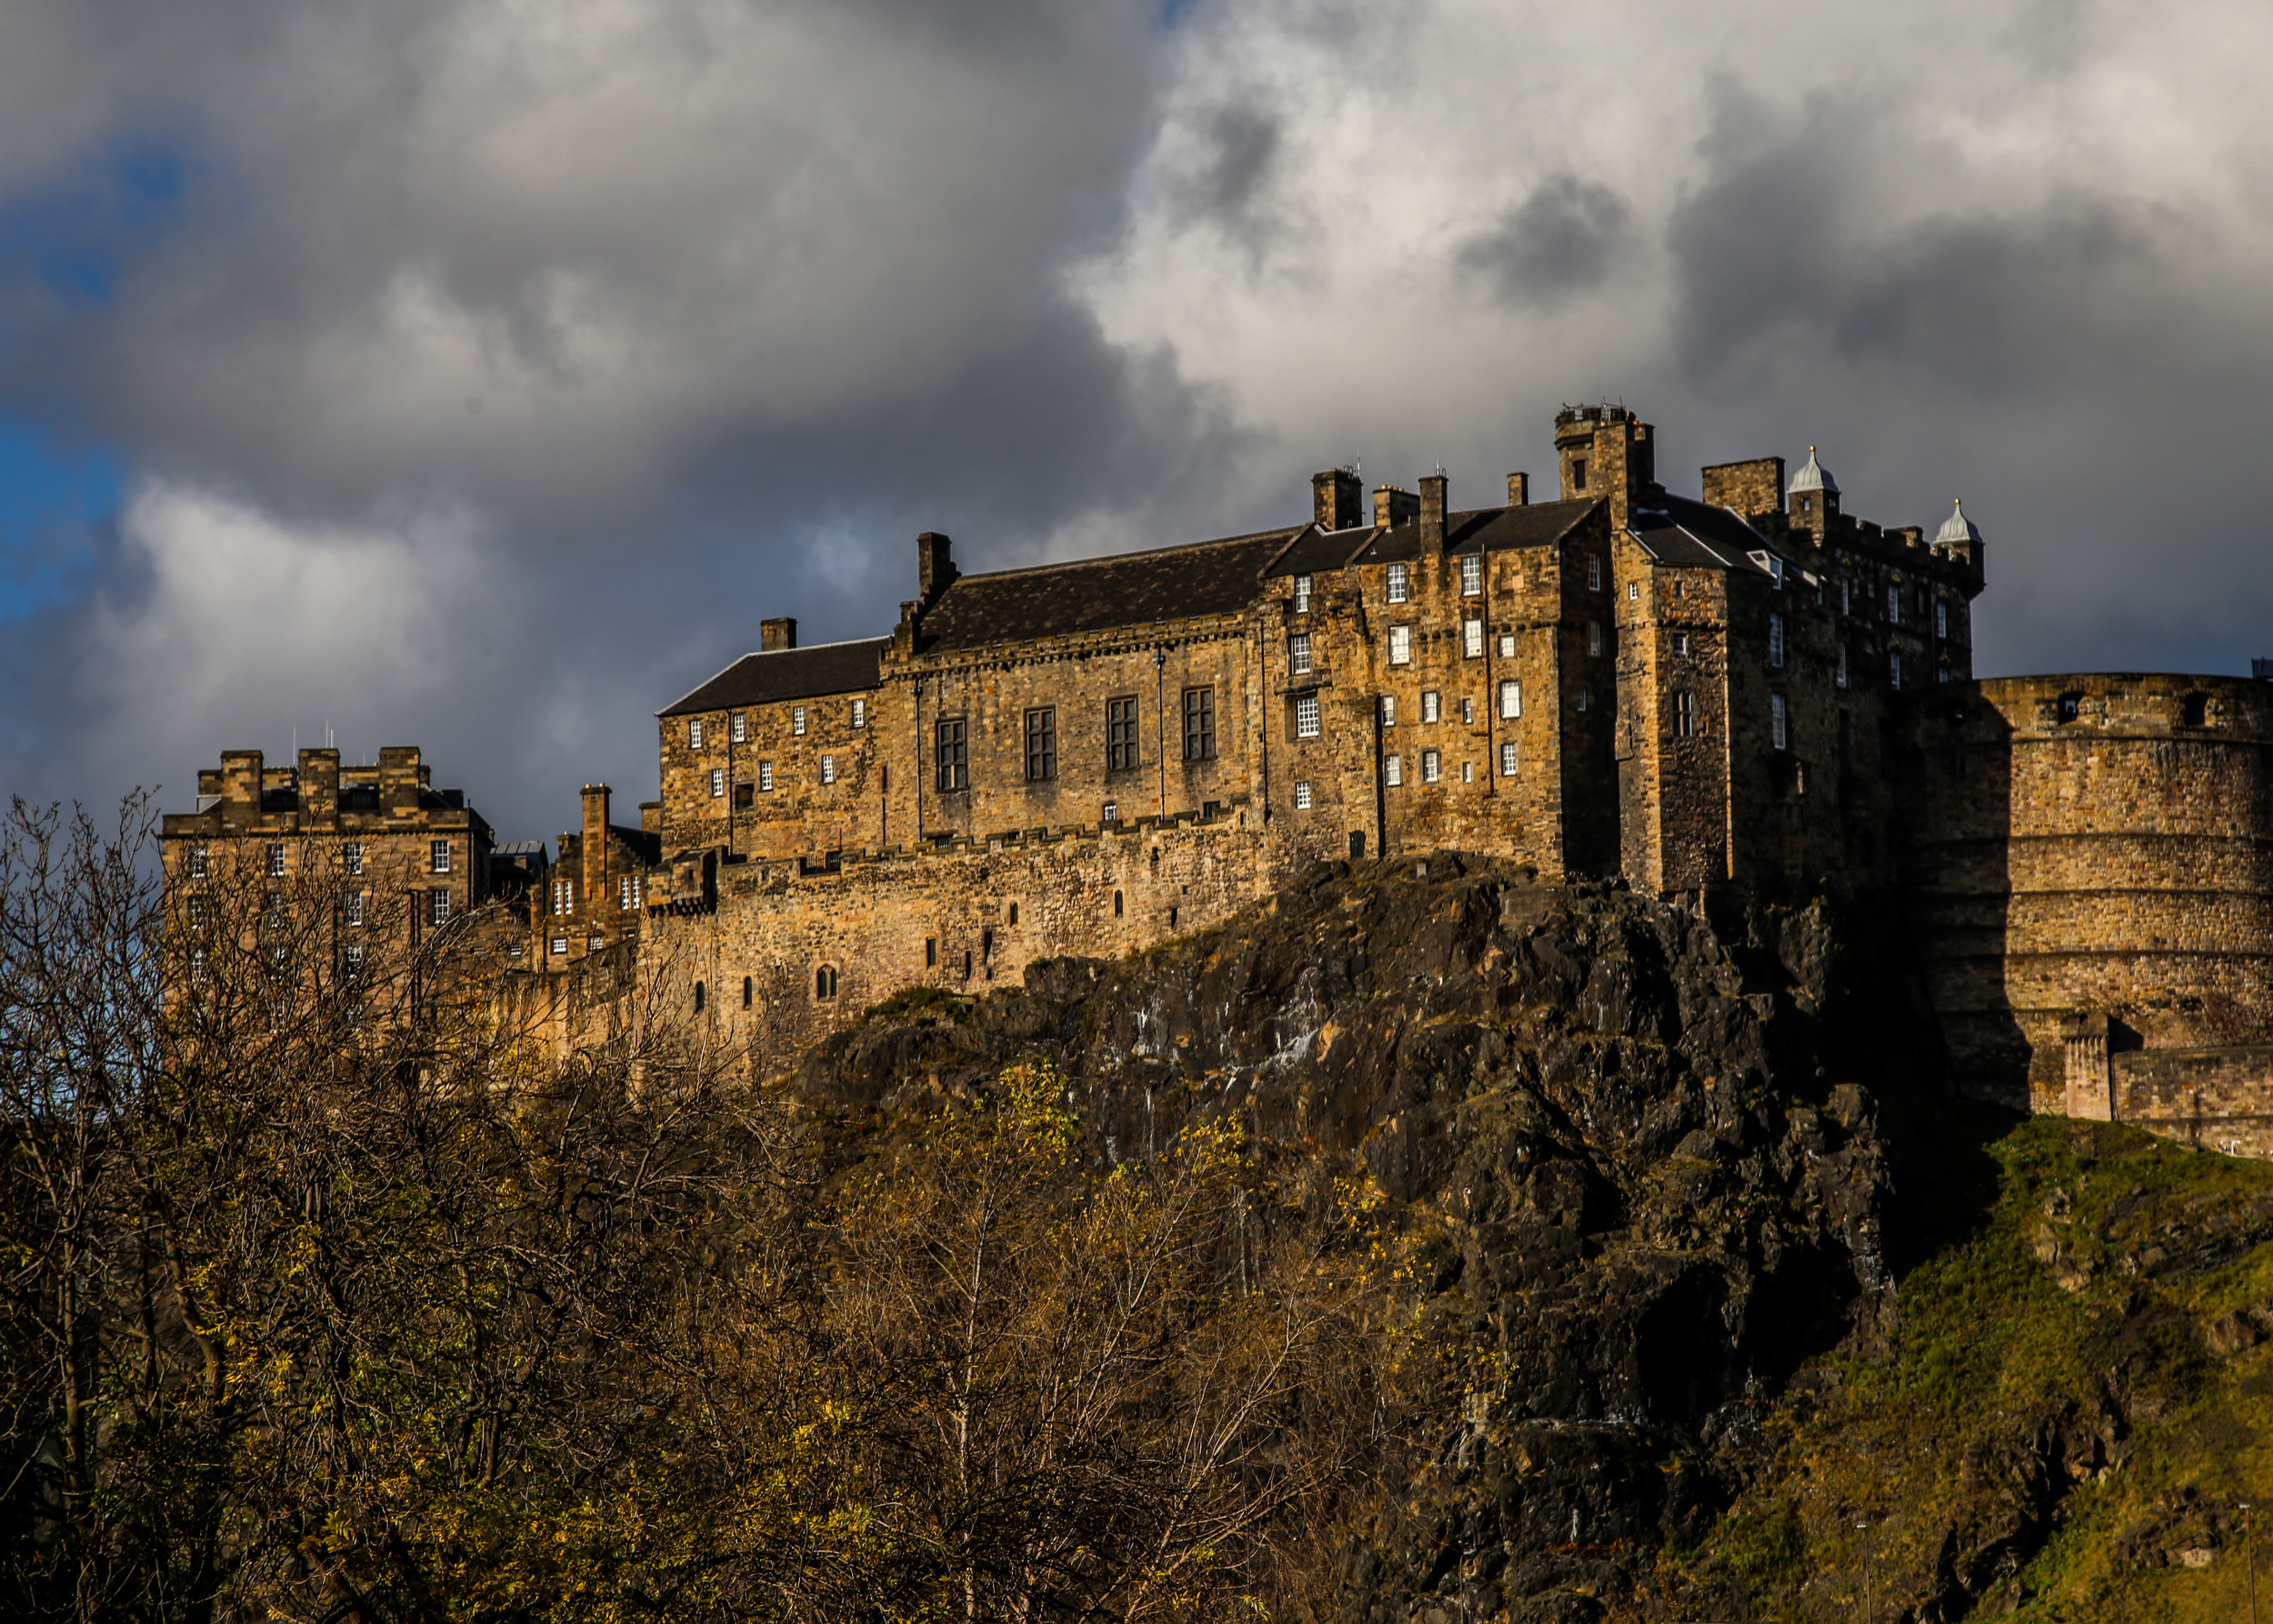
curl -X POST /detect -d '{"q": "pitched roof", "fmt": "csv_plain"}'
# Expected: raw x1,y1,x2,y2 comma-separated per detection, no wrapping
914,527,1300,653
1266,524,1377,579
1629,494,1780,572
1342,498,1599,567
660,637,888,717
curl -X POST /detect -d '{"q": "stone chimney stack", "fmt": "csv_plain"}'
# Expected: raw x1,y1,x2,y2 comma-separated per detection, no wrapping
760,617,797,652
298,747,341,829
1372,486,1419,527
581,784,611,921
1507,471,1529,507
917,532,957,606
1419,472,1448,550
1311,468,1364,531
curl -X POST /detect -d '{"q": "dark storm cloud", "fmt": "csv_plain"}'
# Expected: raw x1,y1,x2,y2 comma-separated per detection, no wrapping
1458,174,1634,308
1172,106,1283,230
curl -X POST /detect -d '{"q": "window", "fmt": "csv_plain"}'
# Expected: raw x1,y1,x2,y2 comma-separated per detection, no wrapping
1497,633,1516,657
1886,584,1901,625
589,933,606,951
1460,555,1482,596
1836,647,1849,689
1102,800,1117,824
344,841,362,876
431,838,452,873
730,711,746,743
186,896,205,926
1008,902,1019,926
1462,760,1475,782
1421,690,1440,724
1587,556,1603,591
1289,632,1312,674
551,936,568,956
1572,457,1587,490
1499,741,1519,777
1671,632,1688,657
1934,601,1948,639
1294,779,1313,809
1840,578,1852,615
552,877,573,917
2058,691,2082,723
1106,697,1139,772
1387,563,1409,603
619,875,642,910
695,982,706,1013
1389,626,1412,666
1499,679,1521,719
429,889,451,927
688,718,703,748
344,943,365,978
926,937,938,966
936,718,968,791
1769,556,1786,590
743,976,754,1008
1025,708,1056,781
1771,694,1789,751
1465,617,1485,657
344,891,365,927
1113,891,1124,917
1296,695,1320,738
1384,754,1403,787
1422,749,1441,783
710,767,726,797
734,781,754,808
266,843,286,877
1627,581,1639,601
1588,621,1603,657
816,965,838,1000
1182,687,1216,761
792,706,806,736
759,761,774,792
852,697,866,729
820,755,836,785
1768,613,1785,669
1577,687,1592,712
1461,697,1474,725
1379,695,1396,727
1888,651,1904,690
1673,691,1696,738
1294,574,1313,613
187,843,208,877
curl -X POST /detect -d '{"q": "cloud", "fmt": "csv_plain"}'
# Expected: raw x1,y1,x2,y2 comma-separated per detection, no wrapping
1459,174,1634,309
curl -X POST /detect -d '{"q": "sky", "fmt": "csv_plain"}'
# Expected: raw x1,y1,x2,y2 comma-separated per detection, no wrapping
3,0,2271,845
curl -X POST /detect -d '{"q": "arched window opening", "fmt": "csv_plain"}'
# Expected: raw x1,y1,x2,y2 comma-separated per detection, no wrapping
816,965,838,1000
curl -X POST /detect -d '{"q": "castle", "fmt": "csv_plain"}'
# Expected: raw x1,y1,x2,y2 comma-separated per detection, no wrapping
160,405,2273,1155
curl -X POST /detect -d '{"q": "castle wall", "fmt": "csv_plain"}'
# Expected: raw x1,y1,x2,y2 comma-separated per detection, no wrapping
1904,674,2273,1111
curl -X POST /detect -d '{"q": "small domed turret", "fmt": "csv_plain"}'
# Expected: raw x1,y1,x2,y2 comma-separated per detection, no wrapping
1936,497,1981,548
1789,446,1838,496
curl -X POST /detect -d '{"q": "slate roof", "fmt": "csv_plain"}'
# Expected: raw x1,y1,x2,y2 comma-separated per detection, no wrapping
1628,494,1780,573
1341,498,1600,567
913,527,1301,654
660,637,888,717
1267,525,1378,579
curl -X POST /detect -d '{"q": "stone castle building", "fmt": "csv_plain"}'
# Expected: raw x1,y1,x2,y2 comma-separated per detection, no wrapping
160,403,2273,1156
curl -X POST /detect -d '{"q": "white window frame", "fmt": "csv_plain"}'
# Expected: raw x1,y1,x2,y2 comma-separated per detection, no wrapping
1421,749,1441,784
1384,754,1403,787
758,761,774,791
730,711,746,744
853,697,867,728
1289,632,1312,675
429,889,451,927
1887,584,1902,625
1499,741,1518,777
1421,690,1440,724
343,841,362,876
551,935,568,956
1889,651,1904,690
1499,679,1521,719
619,875,641,910
1387,563,1408,604
792,706,806,736
266,843,285,877
1627,581,1639,601
344,891,364,927
709,767,726,797
430,838,451,874
1671,632,1688,657
1771,693,1789,750
1379,695,1396,727
187,843,208,877
1295,694,1321,738
688,718,703,748
1388,626,1412,666
820,755,836,785
1768,613,1785,669
1588,556,1603,591
1460,555,1482,596
1497,633,1516,657
1464,617,1485,658
552,877,572,917
1294,779,1313,809
1461,698,1474,725
1588,620,1603,657
1294,574,1313,613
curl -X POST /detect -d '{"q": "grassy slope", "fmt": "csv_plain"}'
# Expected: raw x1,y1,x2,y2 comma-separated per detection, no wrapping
1664,1107,2273,1622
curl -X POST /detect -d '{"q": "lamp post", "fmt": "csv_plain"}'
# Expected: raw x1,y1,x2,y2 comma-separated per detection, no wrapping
2242,1502,2258,1624
1857,1518,1872,1624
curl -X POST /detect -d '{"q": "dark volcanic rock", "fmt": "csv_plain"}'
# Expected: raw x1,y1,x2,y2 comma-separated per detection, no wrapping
792,857,1908,1620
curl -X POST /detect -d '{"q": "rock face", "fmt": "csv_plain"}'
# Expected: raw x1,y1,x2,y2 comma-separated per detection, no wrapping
795,855,1918,1621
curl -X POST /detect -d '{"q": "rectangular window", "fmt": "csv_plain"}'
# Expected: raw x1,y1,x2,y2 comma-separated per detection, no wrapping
730,711,746,743
1768,613,1786,668
1499,679,1521,719
792,706,806,736
1577,687,1591,712
1461,697,1474,725
1497,633,1516,657
1935,601,1949,639
852,697,867,729
1465,617,1485,657
551,935,568,956
1296,694,1321,738
1462,760,1474,783
1389,625,1412,666
1886,584,1901,625
187,843,208,877
344,943,365,978
266,843,285,877
344,891,365,927
1102,800,1117,824
1294,574,1313,613
1379,695,1396,727
820,755,836,785
936,718,968,791
1771,694,1789,751
1499,741,1518,777
1673,691,1696,738
1106,697,1139,771
1587,556,1603,591
343,841,361,876
1384,754,1403,787
619,875,642,910
1460,554,1482,596
552,877,573,917
1587,620,1603,657
1841,577,1852,615
709,767,726,797
734,781,754,808
1836,647,1849,689
430,838,451,874
1025,707,1056,781
1671,632,1688,657
1387,563,1408,603
1421,690,1440,724
758,761,774,792
429,889,451,927
1294,779,1313,809
1889,651,1904,690
1182,687,1216,761
1769,556,1786,590
1628,581,1639,601
1289,632,1312,674
1422,749,1441,783
688,718,703,748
